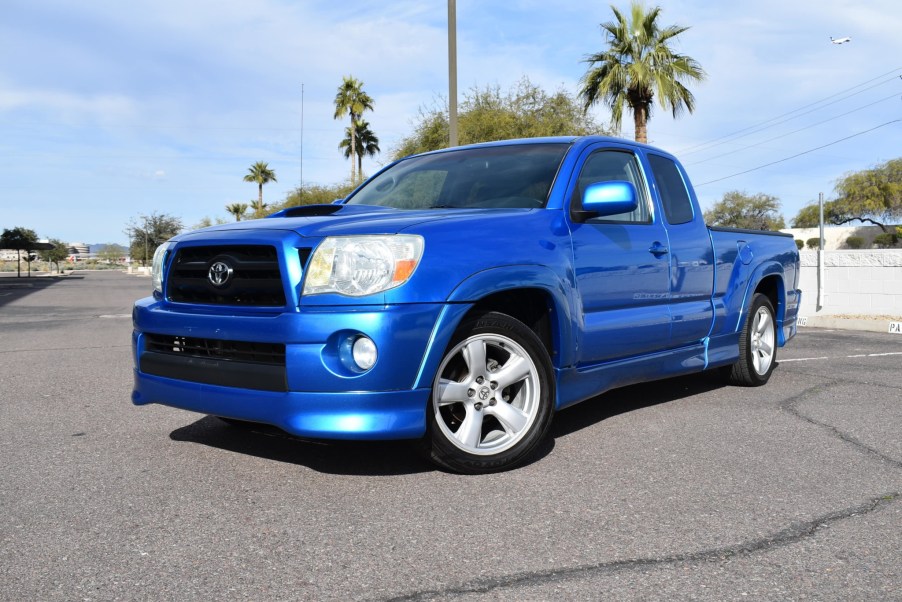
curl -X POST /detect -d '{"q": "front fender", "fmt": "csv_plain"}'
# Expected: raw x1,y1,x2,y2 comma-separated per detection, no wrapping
412,264,577,390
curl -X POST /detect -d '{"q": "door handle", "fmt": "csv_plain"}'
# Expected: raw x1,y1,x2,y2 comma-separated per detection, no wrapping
648,242,669,257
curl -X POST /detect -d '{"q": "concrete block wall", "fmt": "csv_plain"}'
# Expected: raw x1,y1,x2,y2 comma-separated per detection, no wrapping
797,250,902,317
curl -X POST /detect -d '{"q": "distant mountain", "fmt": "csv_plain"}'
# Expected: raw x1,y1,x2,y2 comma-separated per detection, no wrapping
89,243,127,253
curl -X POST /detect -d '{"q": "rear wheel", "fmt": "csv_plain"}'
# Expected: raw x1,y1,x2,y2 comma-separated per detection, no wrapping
423,312,554,474
728,293,777,386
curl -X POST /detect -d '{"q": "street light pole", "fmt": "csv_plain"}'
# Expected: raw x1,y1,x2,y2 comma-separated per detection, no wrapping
448,0,458,148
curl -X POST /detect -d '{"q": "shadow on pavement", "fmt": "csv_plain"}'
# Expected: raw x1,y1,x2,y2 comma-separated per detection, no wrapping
170,416,435,476
550,371,727,439
169,372,728,476
0,274,84,308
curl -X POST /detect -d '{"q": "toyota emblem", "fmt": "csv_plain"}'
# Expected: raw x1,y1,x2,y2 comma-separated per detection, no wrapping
208,261,233,287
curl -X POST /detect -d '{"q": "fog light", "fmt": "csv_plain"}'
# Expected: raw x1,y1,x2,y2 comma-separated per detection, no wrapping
351,336,377,371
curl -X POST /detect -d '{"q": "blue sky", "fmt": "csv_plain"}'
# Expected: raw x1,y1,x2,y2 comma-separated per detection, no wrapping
2,0,900,244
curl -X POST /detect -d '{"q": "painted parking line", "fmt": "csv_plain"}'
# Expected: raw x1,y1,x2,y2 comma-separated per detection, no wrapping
781,352,902,363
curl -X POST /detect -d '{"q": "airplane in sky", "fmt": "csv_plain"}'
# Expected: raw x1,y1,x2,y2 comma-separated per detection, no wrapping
830,36,852,44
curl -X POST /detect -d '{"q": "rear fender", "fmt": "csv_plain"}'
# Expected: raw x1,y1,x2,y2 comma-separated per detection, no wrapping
733,262,790,343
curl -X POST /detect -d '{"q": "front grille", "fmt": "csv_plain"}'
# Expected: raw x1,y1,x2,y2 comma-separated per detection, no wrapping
145,333,285,365
167,245,286,306
142,333,287,391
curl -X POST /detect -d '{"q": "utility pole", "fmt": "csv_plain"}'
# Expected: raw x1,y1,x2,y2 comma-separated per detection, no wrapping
448,0,458,147
817,191,825,310
298,82,304,189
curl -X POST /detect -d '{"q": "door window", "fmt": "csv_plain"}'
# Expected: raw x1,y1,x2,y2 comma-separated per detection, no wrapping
571,150,652,223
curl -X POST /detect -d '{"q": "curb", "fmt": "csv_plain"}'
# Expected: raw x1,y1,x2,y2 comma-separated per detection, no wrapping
798,315,902,334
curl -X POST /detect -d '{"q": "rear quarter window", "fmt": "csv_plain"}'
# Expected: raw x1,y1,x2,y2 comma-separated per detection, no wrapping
648,154,694,225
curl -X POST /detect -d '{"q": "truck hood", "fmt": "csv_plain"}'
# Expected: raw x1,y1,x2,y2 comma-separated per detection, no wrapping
188,204,538,238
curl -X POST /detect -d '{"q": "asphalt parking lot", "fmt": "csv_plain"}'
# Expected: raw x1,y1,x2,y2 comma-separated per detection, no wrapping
1,271,899,601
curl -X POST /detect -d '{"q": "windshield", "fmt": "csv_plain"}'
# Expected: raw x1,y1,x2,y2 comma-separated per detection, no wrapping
345,143,569,209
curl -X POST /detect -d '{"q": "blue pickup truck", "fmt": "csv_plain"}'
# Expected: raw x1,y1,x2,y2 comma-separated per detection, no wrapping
132,136,801,473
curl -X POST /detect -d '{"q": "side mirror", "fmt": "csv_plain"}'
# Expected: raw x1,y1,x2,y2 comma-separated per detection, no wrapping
574,180,638,222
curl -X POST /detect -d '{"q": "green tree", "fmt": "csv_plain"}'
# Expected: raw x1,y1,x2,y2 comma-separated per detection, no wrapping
340,120,380,181
243,162,277,216
791,203,821,228
873,232,900,248
191,216,228,230
703,191,786,231
225,202,249,221
97,243,126,264
276,182,358,210
394,78,608,159
579,1,705,143
38,238,69,273
792,158,902,231
0,226,39,277
125,213,183,267
333,76,375,184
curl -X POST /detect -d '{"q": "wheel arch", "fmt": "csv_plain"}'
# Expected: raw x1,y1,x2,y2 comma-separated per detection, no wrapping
469,288,559,362
413,266,575,390
738,264,789,345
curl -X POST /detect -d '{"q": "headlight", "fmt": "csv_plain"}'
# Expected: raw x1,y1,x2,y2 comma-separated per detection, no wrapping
151,241,173,294
303,235,424,297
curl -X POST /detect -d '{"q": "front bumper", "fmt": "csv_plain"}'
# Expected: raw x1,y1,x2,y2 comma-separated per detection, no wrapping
132,371,432,439
132,298,468,439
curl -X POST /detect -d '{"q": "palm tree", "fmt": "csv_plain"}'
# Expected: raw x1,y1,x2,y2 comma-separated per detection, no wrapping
225,202,249,221
243,162,277,214
339,120,380,182
333,76,374,183
579,1,705,143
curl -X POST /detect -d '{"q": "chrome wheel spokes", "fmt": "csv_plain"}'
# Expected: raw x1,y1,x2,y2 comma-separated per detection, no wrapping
750,307,775,375
433,333,540,456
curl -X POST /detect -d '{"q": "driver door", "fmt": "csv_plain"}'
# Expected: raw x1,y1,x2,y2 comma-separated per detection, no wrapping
568,146,672,365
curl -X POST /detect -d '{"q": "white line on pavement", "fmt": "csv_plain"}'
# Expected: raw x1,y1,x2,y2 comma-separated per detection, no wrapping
781,352,902,363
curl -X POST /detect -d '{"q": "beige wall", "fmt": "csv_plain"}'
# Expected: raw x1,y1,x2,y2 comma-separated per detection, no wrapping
797,250,902,317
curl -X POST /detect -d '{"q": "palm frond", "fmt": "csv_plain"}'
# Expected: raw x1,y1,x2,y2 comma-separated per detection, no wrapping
578,1,704,142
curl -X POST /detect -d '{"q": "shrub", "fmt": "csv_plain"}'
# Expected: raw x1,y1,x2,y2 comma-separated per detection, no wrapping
805,238,820,250
844,236,865,249
794,239,804,250
873,233,899,249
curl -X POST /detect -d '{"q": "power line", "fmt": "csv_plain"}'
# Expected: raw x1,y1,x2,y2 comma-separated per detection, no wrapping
676,67,902,156
694,119,901,187
680,75,901,157
685,92,901,166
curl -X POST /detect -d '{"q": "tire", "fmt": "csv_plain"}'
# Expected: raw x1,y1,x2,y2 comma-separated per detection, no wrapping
423,311,555,474
727,293,777,386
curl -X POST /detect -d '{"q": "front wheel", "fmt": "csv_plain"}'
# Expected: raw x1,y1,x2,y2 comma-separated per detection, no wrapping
727,293,777,386
423,312,555,474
